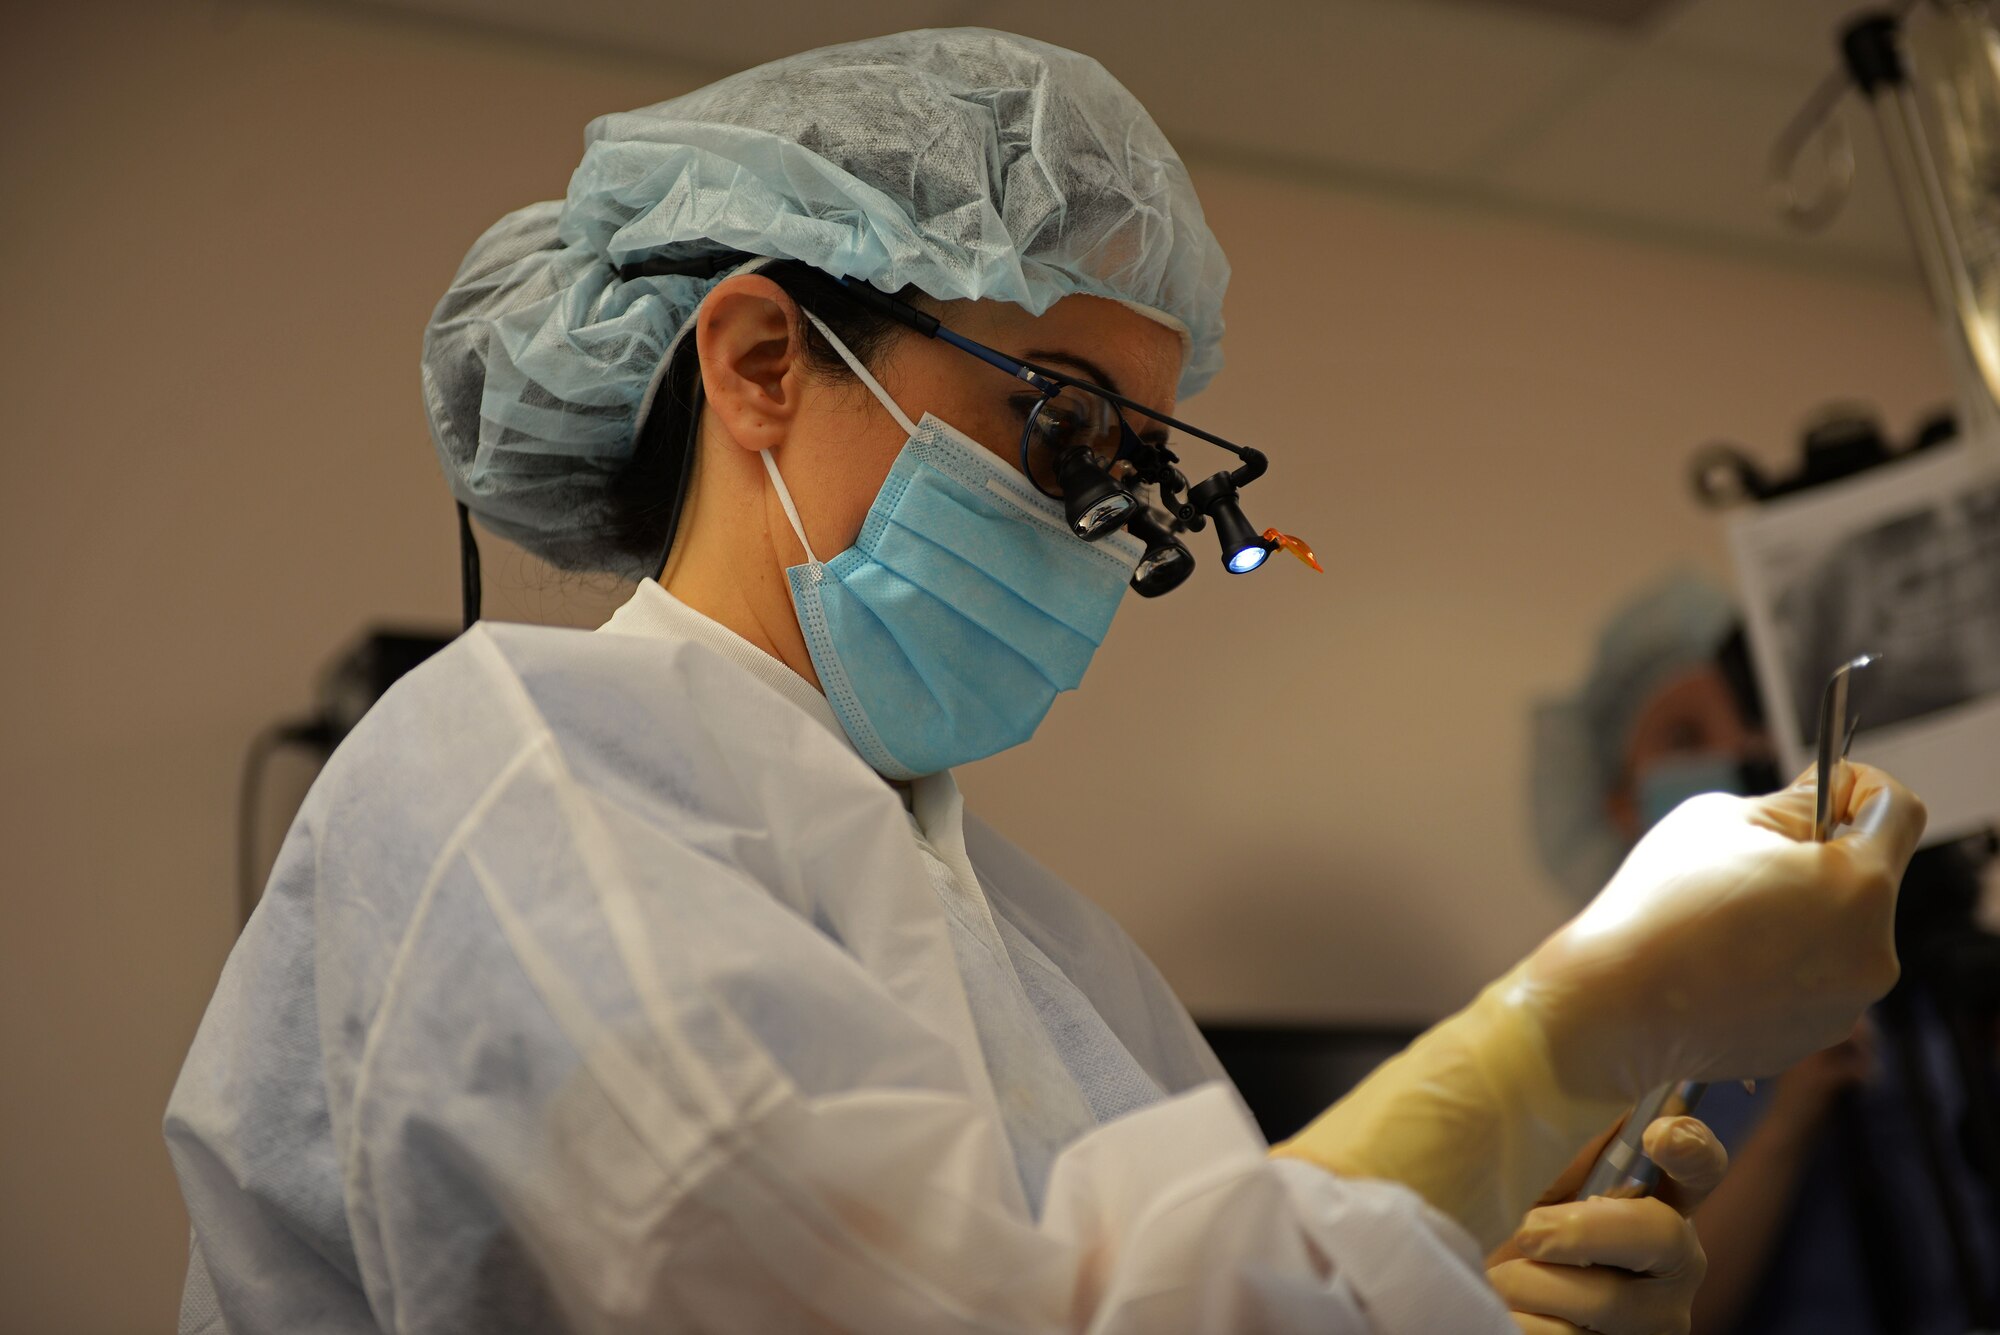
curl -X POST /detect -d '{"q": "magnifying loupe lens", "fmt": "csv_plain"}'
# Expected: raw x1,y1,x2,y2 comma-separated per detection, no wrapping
1126,509,1195,596
1074,490,1136,536
1024,387,1122,499
1054,445,1136,539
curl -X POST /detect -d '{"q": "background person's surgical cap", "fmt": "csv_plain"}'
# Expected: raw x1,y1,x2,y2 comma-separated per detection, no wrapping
1529,572,1740,902
421,27,1231,577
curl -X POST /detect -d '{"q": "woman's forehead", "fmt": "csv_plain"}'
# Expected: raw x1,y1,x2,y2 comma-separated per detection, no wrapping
949,294,1183,407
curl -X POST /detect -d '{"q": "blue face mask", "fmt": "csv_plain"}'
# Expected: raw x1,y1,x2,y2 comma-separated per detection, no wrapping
761,314,1142,779
1634,754,1746,830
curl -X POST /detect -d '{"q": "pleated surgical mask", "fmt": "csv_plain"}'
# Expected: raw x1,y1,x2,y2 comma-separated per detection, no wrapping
1635,754,1748,831
761,313,1142,778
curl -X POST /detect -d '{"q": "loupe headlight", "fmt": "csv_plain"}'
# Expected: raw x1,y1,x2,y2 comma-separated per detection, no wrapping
1215,503,1270,573
1124,508,1195,597
1054,445,1138,540
1204,491,1274,574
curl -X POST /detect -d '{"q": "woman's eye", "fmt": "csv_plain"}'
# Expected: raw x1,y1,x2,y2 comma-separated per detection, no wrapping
1665,719,1708,750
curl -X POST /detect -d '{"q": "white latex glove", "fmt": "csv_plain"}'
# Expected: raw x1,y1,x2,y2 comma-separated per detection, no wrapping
1518,760,1925,1103
1273,762,1923,1253
1487,1115,1727,1335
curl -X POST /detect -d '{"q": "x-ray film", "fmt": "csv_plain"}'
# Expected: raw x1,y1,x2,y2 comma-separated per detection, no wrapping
1729,443,2000,843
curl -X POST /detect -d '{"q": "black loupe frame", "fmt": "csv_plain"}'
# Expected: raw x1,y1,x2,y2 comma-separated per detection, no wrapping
612,252,1282,585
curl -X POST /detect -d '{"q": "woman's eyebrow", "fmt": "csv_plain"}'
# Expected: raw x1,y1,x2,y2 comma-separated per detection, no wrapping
1020,349,1126,397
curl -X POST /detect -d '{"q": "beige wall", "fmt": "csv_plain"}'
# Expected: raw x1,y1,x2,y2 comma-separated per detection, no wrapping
0,2,1953,1328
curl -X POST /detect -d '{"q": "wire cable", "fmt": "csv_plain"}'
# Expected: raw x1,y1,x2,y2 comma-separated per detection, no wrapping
456,500,482,630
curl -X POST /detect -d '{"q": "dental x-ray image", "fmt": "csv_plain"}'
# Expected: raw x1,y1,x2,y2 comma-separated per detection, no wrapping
1732,445,2000,844
1769,472,2000,738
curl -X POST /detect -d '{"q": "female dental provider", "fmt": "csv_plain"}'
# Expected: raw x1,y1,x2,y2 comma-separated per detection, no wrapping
166,29,1928,1335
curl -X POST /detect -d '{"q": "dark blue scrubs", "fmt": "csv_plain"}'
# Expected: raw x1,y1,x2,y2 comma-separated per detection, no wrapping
1697,995,2000,1335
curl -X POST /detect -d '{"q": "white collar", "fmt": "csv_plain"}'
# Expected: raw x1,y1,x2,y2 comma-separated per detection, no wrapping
597,581,970,862
599,579,847,745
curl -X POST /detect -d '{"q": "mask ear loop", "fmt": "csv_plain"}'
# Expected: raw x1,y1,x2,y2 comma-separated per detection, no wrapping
759,448,822,576
799,308,919,438
761,307,922,582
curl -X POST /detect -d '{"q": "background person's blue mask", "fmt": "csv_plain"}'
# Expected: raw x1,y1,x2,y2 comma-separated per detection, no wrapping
760,314,1143,779
1635,754,1748,831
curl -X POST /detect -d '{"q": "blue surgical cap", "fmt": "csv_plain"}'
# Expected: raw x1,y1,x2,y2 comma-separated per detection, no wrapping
422,28,1230,576
1529,572,1740,902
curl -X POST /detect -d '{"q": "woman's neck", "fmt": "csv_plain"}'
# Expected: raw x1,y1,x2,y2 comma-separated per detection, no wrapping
662,453,824,696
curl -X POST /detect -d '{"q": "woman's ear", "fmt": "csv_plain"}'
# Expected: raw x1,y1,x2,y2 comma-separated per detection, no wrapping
694,275,809,455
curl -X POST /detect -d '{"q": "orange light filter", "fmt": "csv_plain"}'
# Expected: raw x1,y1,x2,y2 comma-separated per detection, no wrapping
1262,529,1323,573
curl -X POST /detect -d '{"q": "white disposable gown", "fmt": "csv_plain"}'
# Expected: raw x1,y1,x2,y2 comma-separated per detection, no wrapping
166,581,1513,1333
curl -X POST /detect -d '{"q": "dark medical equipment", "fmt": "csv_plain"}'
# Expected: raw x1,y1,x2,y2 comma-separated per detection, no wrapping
1198,1023,1425,1143
237,627,453,925
1691,408,1959,509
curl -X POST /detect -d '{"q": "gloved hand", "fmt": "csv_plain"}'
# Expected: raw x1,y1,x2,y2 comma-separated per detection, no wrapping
1486,1114,1727,1335
1516,760,1925,1103
1273,762,1923,1253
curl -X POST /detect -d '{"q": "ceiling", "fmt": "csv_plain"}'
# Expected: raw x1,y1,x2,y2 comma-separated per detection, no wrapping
352,0,1922,281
